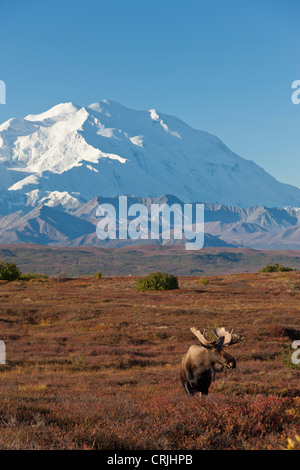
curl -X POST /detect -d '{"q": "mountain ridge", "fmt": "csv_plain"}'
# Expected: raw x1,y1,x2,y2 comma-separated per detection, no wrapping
1,99,300,209
0,195,299,249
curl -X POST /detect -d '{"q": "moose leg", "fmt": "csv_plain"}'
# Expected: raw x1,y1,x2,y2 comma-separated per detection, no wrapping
181,378,194,396
196,370,211,396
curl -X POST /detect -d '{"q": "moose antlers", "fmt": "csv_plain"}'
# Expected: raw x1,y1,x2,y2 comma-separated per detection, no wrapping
213,327,243,346
190,327,217,348
190,326,243,348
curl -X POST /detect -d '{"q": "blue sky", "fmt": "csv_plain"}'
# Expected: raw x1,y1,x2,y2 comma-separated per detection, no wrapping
0,0,299,186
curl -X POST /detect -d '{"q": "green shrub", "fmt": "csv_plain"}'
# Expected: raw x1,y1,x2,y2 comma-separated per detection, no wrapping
0,261,22,281
199,277,210,286
136,272,179,291
19,273,48,281
259,263,294,273
94,271,102,279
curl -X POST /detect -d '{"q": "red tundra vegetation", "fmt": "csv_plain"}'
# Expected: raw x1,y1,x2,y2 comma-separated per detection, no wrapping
0,271,299,449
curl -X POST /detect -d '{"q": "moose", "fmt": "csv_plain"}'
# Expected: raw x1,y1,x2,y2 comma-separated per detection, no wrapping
180,327,243,396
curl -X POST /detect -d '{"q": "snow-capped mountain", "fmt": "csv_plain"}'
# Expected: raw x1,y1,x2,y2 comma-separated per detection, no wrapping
0,99,300,209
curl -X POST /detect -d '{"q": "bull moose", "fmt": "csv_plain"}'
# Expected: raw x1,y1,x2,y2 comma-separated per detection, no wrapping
180,327,243,396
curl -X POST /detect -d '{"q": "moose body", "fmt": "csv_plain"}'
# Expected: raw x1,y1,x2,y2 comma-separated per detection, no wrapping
180,327,243,396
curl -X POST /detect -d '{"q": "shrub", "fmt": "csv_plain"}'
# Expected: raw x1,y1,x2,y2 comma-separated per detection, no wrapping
94,271,102,279
0,261,21,281
199,277,210,286
136,272,179,291
20,273,48,281
259,263,293,273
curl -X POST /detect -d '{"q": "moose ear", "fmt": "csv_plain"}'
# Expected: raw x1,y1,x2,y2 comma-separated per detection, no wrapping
215,335,225,348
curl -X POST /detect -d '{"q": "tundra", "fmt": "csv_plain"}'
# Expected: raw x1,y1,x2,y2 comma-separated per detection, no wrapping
180,327,243,396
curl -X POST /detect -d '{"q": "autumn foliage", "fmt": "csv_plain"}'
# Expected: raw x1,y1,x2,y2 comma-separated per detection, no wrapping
0,271,299,449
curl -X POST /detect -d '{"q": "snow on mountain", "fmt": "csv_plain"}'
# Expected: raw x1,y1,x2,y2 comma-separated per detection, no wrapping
0,99,300,209
25,190,83,211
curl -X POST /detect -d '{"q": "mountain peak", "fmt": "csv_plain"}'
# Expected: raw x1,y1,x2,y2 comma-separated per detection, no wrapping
0,99,299,208
25,102,80,123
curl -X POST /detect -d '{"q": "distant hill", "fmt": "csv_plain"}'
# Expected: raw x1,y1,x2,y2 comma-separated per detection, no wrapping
0,244,300,277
